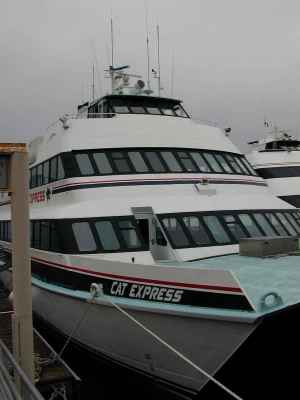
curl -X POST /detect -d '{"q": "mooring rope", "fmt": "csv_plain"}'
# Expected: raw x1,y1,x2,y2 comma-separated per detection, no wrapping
90,284,244,400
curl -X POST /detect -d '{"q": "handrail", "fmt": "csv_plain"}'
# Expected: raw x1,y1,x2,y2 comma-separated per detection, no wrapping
0,338,45,400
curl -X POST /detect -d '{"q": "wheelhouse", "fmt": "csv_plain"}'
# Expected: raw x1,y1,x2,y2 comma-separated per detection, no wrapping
84,95,190,118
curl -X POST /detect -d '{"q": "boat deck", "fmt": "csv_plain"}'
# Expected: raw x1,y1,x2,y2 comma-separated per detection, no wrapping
172,253,300,312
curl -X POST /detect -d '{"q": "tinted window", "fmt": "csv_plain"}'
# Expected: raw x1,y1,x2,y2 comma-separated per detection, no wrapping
72,222,97,251
276,213,297,236
162,217,189,247
111,152,132,173
238,214,262,237
76,154,94,175
40,222,50,250
161,152,183,172
117,220,141,248
44,161,49,184
182,216,211,245
190,152,210,172
285,213,300,234
93,153,113,174
37,164,43,186
57,156,65,180
50,157,58,181
265,213,287,236
223,215,247,241
144,152,166,172
31,168,37,188
177,152,197,172
95,221,120,250
203,153,223,173
128,152,149,172
214,154,233,173
253,214,278,236
225,154,243,174
203,216,230,244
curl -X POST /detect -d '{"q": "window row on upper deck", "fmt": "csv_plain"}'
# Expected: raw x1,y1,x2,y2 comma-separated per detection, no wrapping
74,148,257,177
29,148,257,189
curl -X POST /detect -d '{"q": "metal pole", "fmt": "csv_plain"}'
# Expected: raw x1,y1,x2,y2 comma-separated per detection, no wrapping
10,151,35,384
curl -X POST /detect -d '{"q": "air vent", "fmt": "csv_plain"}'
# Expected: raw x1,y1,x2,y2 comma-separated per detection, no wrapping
239,236,299,257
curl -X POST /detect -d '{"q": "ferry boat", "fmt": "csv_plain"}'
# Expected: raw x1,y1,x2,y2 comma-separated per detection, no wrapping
247,126,300,207
1,66,300,395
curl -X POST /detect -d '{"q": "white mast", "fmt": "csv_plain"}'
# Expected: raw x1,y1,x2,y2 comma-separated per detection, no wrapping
156,25,161,97
144,0,151,94
110,17,114,93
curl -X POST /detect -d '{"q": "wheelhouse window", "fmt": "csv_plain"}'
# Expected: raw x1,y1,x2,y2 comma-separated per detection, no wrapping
99,96,190,118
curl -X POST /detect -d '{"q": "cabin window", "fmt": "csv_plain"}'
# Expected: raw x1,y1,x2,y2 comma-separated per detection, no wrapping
238,214,262,237
57,156,65,180
224,154,243,174
44,161,49,184
128,152,149,172
93,153,113,174
40,222,50,250
144,152,166,172
214,154,233,173
75,154,94,175
113,106,129,113
161,151,183,172
265,213,287,236
202,153,224,173
190,152,210,172
111,152,132,173
130,106,145,114
275,213,297,236
222,215,248,241
117,220,141,248
285,213,300,234
235,157,249,175
95,221,120,250
146,107,161,115
72,222,97,252
37,164,43,186
31,168,37,188
177,151,197,172
161,217,189,247
253,214,278,236
182,216,211,245
50,157,58,181
203,216,231,244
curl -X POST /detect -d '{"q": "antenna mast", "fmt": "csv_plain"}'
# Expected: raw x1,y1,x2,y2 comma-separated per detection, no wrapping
156,25,161,97
110,17,114,93
92,64,95,101
144,1,151,93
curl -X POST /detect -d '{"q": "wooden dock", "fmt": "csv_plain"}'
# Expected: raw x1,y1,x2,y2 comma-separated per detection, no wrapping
0,282,81,399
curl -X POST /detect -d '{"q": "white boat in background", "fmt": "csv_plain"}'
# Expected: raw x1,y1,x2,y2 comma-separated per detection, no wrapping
1,65,300,395
247,126,300,207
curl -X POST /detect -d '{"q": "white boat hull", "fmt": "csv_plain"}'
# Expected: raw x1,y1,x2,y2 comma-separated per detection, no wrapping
31,283,257,392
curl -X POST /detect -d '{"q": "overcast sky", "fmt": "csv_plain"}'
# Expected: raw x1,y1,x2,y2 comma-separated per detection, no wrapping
1,0,300,152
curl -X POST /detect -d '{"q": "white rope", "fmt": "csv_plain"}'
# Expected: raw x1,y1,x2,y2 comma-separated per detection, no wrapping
94,290,243,400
